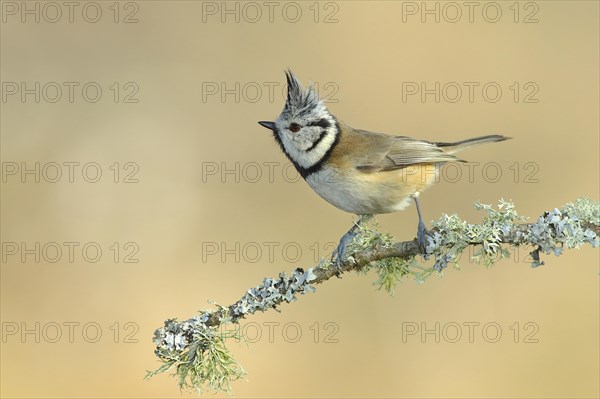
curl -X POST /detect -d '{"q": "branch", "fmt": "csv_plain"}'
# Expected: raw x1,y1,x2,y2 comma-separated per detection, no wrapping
146,198,600,393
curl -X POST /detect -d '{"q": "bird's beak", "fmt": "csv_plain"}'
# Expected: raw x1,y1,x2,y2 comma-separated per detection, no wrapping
258,121,276,131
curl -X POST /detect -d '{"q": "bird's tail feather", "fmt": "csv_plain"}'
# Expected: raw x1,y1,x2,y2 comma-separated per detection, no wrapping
435,135,510,154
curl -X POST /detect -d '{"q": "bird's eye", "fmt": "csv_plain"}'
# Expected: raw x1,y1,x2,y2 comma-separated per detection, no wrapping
289,123,301,133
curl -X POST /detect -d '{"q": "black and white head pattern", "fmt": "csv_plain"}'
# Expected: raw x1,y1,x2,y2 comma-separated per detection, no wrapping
272,70,339,178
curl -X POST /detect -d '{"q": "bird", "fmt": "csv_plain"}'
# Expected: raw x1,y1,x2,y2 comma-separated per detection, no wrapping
258,70,510,269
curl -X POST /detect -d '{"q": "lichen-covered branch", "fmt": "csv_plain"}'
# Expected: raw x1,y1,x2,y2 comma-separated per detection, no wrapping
146,198,599,393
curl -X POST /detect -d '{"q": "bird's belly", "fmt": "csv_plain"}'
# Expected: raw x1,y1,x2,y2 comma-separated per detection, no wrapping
306,165,438,215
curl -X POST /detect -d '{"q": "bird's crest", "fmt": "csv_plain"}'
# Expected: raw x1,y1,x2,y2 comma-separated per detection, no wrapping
282,70,325,119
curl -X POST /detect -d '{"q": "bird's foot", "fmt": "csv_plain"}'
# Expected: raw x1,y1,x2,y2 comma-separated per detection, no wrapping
331,228,358,276
417,220,431,255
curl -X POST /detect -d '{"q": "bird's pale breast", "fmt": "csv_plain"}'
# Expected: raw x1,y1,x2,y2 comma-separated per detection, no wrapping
306,163,439,215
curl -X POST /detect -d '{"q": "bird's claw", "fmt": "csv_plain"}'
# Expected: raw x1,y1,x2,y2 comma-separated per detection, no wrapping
417,220,431,255
331,229,357,276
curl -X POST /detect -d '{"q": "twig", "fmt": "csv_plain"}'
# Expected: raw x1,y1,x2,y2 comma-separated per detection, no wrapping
146,198,599,393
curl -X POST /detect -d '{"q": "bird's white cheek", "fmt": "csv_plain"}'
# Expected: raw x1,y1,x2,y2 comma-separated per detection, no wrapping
291,134,310,151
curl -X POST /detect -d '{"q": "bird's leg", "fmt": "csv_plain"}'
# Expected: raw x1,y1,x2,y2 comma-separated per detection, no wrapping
332,214,373,273
413,195,430,253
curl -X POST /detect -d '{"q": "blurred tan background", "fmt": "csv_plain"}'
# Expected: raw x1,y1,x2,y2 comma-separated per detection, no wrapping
1,1,598,397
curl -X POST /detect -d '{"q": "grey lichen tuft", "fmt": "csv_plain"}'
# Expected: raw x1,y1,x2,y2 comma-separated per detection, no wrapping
563,198,600,225
466,199,524,267
516,198,599,267
231,267,318,317
147,314,246,394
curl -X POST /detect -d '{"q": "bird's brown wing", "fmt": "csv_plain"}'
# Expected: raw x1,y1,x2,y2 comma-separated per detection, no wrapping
383,136,461,167
351,131,461,173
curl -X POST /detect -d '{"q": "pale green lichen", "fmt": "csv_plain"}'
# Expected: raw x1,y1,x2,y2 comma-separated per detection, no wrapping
372,257,415,294
345,218,413,294
146,315,246,394
563,198,600,225
466,198,524,266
